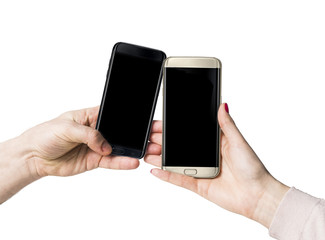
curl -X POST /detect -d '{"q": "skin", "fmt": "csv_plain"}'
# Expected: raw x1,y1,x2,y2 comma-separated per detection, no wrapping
145,103,290,228
0,103,289,230
0,106,141,203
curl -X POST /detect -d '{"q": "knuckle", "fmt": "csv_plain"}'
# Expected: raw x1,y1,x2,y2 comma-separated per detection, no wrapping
59,110,74,120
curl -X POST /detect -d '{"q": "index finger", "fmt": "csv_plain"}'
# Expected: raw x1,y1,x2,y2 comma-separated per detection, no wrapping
62,106,100,128
150,168,198,194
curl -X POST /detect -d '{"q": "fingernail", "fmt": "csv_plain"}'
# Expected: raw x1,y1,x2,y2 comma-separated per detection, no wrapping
102,141,112,153
150,169,157,175
225,103,229,113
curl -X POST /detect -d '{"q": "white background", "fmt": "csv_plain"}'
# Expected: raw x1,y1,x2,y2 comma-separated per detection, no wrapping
1,0,325,239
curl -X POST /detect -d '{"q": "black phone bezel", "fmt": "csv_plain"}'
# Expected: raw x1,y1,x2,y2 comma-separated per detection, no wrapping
96,42,166,159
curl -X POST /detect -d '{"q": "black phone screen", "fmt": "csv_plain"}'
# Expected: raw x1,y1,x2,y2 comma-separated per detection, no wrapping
164,67,220,167
96,43,166,158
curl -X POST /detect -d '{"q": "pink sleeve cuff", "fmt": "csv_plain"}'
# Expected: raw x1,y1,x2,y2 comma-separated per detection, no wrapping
269,187,322,239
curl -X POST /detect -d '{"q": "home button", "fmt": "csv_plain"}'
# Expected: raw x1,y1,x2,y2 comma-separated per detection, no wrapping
184,169,197,176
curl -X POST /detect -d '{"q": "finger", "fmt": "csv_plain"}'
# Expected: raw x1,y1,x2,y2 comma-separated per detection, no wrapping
66,122,112,156
150,168,198,193
87,106,100,116
85,106,100,128
78,106,100,128
99,155,140,170
60,106,100,128
146,143,161,155
144,155,161,167
149,133,162,145
151,120,162,133
218,103,245,144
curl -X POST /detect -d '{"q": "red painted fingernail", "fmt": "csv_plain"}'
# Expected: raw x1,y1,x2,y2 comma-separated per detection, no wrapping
225,103,229,113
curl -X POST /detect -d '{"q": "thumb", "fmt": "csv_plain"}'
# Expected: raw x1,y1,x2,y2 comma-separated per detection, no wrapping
66,122,112,156
218,103,244,143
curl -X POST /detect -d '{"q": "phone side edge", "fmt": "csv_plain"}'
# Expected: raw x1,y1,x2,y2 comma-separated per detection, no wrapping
95,43,120,131
139,51,166,159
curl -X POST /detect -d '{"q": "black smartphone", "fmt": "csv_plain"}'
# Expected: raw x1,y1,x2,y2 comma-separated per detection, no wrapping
96,42,166,158
162,57,221,178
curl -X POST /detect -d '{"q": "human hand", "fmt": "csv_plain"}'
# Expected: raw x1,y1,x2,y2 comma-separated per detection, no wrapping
0,106,140,203
145,103,289,228
21,106,140,177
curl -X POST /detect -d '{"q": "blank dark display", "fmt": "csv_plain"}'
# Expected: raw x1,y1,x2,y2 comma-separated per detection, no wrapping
97,45,164,155
164,67,220,167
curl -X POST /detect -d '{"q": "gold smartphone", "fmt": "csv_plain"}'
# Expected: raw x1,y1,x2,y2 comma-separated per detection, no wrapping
162,57,221,178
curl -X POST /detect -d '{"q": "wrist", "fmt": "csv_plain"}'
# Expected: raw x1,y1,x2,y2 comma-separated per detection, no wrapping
0,136,41,203
252,176,290,228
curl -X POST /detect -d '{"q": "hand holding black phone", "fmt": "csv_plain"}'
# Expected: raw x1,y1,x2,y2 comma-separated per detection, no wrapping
96,42,166,158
